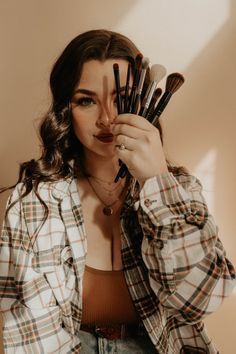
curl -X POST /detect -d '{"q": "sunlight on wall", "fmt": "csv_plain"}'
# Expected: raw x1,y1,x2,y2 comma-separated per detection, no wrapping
114,0,230,71
112,0,232,221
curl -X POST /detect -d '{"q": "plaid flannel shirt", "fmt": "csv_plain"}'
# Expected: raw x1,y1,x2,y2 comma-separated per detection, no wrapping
0,172,235,354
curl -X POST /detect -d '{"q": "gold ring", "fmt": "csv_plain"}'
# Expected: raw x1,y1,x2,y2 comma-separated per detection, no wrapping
119,143,126,150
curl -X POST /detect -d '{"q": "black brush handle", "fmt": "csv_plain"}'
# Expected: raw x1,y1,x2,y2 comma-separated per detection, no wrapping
128,59,141,112
114,92,172,183
131,94,141,114
124,63,131,113
113,65,122,114
114,62,140,182
114,164,128,182
148,91,172,123
145,88,162,120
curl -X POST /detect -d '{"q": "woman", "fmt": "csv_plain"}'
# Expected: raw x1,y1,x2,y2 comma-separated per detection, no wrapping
0,29,235,354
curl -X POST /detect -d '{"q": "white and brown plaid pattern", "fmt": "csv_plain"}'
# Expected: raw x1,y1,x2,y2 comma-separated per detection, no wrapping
0,173,235,353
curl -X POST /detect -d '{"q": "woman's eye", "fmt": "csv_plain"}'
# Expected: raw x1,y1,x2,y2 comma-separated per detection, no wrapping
75,97,95,107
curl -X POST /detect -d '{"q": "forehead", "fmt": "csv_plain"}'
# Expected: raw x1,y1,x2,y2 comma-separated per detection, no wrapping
78,59,129,90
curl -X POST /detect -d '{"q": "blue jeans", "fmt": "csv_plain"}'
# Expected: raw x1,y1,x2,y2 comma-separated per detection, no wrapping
79,330,158,353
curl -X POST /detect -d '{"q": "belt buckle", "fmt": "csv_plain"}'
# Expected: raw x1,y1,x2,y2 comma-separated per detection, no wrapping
95,325,124,340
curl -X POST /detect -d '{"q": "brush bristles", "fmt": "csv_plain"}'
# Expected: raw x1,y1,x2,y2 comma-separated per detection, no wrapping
113,63,119,71
154,87,162,100
166,73,185,94
150,64,167,83
142,57,150,69
135,53,143,69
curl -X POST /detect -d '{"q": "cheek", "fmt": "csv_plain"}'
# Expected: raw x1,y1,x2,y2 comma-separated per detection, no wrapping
71,113,93,142
72,117,85,139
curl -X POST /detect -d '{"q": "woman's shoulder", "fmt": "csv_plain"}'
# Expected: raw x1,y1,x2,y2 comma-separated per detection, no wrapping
8,176,76,206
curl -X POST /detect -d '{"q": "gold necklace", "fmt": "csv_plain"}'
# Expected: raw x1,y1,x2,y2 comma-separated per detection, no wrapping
89,174,116,185
87,177,125,216
89,176,123,196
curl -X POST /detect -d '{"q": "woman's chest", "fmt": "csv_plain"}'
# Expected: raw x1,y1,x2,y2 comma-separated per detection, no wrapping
81,196,123,270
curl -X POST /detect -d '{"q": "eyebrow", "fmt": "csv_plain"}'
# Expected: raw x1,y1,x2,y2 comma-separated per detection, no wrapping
73,86,130,96
74,88,97,96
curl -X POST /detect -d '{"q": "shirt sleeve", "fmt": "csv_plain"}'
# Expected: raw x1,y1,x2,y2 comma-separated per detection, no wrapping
135,172,236,324
0,186,75,353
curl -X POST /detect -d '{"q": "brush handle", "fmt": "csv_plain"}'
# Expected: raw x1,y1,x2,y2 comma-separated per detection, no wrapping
114,91,173,182
132,66,148,114
148,91,172,123
129,90,136,112
114,59,141,182
128,71,140,113
114,164,128,182
139,81,157,117
114,84,160,183
145,88,162,120
114,66,175,183
131,93,141,114
124,63,131,113
113,65,122,114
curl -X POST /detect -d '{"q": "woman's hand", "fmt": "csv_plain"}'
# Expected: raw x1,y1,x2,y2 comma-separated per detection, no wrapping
112,113,168,184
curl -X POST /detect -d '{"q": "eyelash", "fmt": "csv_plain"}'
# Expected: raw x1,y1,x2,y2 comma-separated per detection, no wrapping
75,97,96,107
74,95,126,108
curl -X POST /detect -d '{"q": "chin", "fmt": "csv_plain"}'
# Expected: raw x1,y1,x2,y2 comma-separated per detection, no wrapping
101,149,117,158
85,145,117,159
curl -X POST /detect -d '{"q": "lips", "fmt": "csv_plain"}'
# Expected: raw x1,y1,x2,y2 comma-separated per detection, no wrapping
95,133,114,143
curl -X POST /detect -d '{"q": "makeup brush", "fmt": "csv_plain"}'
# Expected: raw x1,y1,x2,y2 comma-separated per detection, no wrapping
139,64,166,117
114,55,143,182
124,62,131,113
115,165,128,182
114,162,127,182
132,57,150,114
114,87,162,182
113,63,122,114
150,72,185,125
114,74,185,183
114,64,166,183
145,87,162,120
128,53,143,112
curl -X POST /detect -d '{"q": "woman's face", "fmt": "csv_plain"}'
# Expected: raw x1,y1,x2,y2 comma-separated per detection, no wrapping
71,59,130,159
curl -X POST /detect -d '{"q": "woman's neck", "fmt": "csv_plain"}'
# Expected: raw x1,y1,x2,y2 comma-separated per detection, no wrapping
83,154,120,182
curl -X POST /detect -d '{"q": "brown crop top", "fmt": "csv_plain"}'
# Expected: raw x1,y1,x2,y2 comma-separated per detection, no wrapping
82,265,139,325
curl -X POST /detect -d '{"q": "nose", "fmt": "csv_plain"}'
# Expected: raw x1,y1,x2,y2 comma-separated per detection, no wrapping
96,102,117,128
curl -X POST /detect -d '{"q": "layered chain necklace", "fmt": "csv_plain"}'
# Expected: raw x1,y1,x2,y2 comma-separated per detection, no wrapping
87,176,126,216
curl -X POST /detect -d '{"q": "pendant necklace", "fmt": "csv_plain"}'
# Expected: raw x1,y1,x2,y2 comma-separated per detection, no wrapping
87,177,125,216
88,174,122,196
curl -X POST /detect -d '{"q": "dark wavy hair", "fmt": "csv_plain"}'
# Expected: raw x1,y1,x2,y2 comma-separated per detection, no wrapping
1,29,183,203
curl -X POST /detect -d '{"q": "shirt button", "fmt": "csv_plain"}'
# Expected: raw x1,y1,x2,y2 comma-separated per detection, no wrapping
144,199,152,207
155,240,164,249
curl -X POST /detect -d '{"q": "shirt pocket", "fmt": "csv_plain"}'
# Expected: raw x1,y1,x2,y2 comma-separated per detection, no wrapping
20,246,76,309
20,273,58,308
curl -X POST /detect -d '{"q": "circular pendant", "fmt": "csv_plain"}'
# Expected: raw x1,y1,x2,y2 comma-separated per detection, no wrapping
103,206,113,216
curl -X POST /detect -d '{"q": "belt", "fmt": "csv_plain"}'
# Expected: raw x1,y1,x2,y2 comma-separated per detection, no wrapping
80,322,146,340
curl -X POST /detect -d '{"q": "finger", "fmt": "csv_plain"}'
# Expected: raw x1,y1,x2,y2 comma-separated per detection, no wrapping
115,135,136,151
112,123,142,140
115,145,133,168
114,113,153,131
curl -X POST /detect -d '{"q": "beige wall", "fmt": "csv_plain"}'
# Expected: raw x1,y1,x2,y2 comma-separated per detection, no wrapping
0,0,235,353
